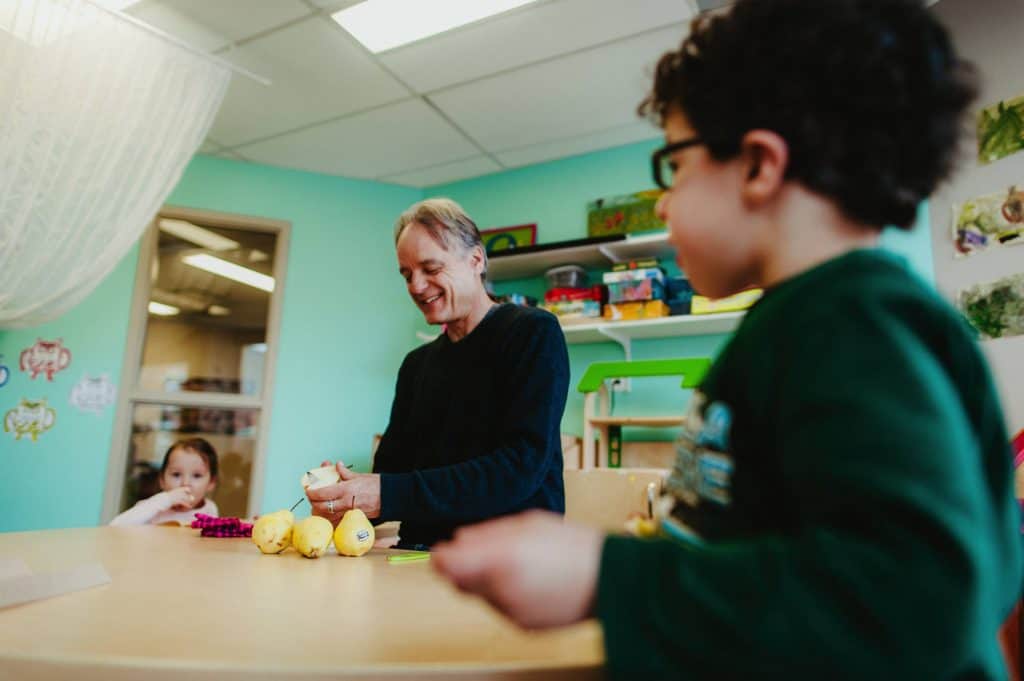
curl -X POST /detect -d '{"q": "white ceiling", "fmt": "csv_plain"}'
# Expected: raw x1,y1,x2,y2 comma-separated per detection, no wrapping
125,0,699,187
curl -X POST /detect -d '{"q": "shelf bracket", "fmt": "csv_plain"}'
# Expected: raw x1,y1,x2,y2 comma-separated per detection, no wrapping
596,325,632,361
597,244,620,264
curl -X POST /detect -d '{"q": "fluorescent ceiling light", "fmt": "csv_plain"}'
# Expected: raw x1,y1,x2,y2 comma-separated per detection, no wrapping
207,304,231,317
182,253,275,292
148,301,180,316
332,0,541,53
159,218,240,252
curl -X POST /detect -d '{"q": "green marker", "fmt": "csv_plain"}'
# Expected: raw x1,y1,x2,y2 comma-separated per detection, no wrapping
386,552,430,564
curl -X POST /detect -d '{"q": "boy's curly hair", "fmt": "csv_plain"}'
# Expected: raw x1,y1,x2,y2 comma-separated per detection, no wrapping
639,0,977,229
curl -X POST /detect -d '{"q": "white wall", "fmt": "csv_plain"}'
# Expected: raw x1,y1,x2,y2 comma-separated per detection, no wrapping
931,0,1024,432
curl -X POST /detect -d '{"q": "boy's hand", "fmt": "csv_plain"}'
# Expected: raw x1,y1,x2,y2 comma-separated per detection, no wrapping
163,486,195,511
432,511,604,629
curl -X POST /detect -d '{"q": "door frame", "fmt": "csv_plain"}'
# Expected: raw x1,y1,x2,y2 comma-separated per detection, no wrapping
101,205,290,521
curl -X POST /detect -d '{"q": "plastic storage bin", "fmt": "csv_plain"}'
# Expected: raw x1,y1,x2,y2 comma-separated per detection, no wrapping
545,265,588,289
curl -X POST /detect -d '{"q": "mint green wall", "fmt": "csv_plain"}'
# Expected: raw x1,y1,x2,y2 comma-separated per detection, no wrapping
0,139,936,531
0,251,136,531
427,138,935,441
0,157,422,532
164,157,422,515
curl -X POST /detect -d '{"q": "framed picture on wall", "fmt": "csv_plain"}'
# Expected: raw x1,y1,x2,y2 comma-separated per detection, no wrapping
480,224,537,254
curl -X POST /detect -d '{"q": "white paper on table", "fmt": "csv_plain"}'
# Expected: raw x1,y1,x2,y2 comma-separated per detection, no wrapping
0,561,110,610
0,558,30,580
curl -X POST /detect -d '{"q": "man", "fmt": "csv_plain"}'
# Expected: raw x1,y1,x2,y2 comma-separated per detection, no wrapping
307,198,569,549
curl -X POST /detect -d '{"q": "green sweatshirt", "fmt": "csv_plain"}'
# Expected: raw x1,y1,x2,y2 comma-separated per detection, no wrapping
597,250,1023,680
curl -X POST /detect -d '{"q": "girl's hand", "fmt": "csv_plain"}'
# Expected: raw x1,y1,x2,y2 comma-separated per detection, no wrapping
163,486,195,511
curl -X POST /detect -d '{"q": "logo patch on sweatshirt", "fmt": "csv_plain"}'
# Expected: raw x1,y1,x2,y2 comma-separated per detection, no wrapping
666,391,735,508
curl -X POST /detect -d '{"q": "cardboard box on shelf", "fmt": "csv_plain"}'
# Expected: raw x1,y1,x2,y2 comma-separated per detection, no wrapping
603,300,670,321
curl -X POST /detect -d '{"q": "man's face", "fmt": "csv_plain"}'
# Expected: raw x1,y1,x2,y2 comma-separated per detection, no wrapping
397,222,485,326
655,109,763,299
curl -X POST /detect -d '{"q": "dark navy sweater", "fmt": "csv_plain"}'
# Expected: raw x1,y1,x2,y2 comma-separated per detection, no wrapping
374,303,569,547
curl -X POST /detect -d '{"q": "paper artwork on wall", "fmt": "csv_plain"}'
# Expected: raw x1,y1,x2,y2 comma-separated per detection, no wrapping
958,272,1024,340
69,374,116,415
0,356,8,388
3,397,56,442
19,338,71,381
952,186,1024,257
587,190,665,238
978,94,1024,165
480,224,537,254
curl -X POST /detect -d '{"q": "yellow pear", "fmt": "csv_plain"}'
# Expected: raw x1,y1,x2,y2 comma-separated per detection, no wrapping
252,513,293,554
292,516,334,558
266,509,294,525
334,508,374,557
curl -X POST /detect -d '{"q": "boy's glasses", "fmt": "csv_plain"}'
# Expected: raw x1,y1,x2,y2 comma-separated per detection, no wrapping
651,137,705,190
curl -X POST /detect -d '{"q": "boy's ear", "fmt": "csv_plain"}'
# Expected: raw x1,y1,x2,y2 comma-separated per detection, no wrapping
739,130,789,205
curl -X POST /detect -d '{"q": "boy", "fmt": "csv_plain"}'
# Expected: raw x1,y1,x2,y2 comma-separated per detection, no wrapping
432,0,1024,678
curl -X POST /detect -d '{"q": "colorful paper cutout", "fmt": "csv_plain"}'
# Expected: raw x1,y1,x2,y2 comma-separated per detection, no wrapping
953,185,1024,257
3,397,56,442
978,94,1024,165
19,339,72,381
958,272,1024,340
69,374,116,414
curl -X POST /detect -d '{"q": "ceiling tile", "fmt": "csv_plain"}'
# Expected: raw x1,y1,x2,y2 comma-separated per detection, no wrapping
208,17,410,147
307,0,362,9
232,98,480,179
379,0,696,94
214,149,252,163
128,0,310,50
429,24,685,153
379,156,502,188
125,1,233,52
198,139,222,154
495,121,659,168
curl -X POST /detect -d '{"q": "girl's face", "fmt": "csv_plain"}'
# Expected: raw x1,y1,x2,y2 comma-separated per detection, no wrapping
160,448,215,509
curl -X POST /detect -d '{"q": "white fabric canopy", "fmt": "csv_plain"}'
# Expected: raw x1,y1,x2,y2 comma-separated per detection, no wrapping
0,0,231,328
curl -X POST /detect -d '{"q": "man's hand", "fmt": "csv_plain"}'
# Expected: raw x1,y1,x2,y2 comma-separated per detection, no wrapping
306,460,382,524
432,511,604,629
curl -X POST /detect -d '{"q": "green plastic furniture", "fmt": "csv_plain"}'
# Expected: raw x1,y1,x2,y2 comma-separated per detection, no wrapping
577,358,710,468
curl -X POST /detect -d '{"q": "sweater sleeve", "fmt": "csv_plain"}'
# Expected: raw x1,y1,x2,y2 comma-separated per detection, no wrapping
378,313,569,523
372,353,415,476
596,308,1023,679
109,492,172,526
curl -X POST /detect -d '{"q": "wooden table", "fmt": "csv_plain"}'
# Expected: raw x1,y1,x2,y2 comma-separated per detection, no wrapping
0,526,604,680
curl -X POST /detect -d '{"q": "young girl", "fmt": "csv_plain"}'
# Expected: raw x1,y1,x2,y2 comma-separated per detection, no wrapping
110,438,219,526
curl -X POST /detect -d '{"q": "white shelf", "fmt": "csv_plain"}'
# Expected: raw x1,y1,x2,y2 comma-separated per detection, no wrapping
488,232,675,281
560,312,743,353
587,416,684,427
415,312,742,358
